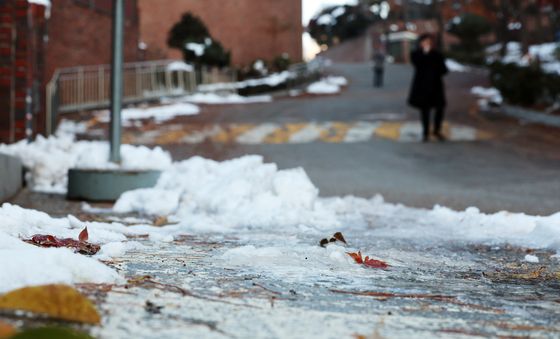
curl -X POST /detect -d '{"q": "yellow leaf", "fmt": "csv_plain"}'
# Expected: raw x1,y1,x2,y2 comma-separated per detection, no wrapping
0,321,15,339
0,285,100,324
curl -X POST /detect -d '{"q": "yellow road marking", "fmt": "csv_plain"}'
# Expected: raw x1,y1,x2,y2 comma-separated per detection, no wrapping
154,129,190,145
211,124,255,143
374,122,402,140
264,123,308,144
319,122,354,143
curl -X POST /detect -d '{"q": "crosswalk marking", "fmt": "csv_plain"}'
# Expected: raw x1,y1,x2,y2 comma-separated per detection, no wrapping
344,122,379,143
288,123,326,143
375,122,402,140
211,124,254,143
117,121,491,145
264,123,308,144
237,123,279,144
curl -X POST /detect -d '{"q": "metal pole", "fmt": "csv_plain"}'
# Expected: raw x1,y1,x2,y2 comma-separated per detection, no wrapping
109,0,124,163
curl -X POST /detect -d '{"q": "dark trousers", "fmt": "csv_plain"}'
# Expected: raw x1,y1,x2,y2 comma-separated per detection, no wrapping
373,68,384,87
420,106,445,137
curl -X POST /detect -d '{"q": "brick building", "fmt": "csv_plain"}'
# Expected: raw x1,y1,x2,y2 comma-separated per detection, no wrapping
0,0,303,143
137,0,303,66
0,0,47,142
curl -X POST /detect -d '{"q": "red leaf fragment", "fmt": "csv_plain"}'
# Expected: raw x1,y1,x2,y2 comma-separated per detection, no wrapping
78,227,89,242
363,256,389,269
346,251,389,269
347,251,364,264
24,232,100,255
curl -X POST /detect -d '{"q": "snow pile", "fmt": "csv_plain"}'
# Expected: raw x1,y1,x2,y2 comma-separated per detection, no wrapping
114,155,339,231
166,61,194,72
166,93,272,105
27,0,50,6
446,59,469,72
487,42,560,75
95,102,200,124
0,203,150,293
0,237,122,294
198,71,296,92
0,129,172,193
307,76,348,94
471,86,503,109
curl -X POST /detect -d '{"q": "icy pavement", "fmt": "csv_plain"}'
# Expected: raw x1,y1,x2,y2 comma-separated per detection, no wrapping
8,191,560,339
87,215,560,338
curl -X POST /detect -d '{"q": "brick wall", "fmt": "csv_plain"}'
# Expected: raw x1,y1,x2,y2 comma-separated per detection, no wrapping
137,0,303,66
0,0,47,143
44,0,140,83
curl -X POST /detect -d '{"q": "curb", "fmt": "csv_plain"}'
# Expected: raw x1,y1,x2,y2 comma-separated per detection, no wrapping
0,154,23,202
501,105,560,128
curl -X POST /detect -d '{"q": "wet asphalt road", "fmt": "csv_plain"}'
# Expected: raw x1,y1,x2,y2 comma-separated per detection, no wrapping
158,63,560,215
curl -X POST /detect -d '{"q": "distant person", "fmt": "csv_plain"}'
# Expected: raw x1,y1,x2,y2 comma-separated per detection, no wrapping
373,50,386,88
408,34,448,142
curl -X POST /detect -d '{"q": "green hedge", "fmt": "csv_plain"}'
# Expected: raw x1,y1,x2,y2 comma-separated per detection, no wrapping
489,62,560,106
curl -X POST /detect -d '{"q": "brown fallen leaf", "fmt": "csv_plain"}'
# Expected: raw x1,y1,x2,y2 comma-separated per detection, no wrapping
24,227,100,255
0,321,15,339
0,284,101,324
319,232,348,247
347,251,389,269
153,216,168,227
332,232,347,244
78,227,89,242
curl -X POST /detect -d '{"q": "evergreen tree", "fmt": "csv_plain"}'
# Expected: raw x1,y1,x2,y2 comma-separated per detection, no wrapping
167,13,231,68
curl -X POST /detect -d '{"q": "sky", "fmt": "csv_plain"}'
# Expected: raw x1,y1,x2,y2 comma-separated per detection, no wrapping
302,0,358,25
302,0,358,60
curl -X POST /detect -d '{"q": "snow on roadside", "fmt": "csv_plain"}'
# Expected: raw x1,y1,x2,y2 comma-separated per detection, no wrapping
113,155,339,232
164,92,272,105
471,86,503,109
112,154,560,254
198,71,296,92
306,76,348,95
0,123,172,193
446,59,470,72
487,41,560,75
95,102,200,125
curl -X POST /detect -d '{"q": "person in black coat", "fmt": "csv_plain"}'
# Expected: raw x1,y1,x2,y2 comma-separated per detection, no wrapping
408,34,448,142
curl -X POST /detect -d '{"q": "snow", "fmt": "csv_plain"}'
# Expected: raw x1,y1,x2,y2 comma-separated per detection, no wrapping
27,0,50,6
108,153,560,255
471,86,503,109
487,42,560,75
95,102,200,124
166,93,272,105
114,188,181,216
524,254,539,263
0,124,172,193
166,61,193,72
185,42,205,57
307,76,348,94
198,71,296,92
446,59,469,72
0,243,122,294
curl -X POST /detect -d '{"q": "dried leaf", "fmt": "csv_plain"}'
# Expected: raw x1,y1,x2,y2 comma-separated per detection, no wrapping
363,256,389,269
153,216,168,227
24,233,100,255
347,251,389,269
78,227,88,242
347,251,364,264
0,285,100,324
332,232,347,244
0,321,15,339
319,231,348,247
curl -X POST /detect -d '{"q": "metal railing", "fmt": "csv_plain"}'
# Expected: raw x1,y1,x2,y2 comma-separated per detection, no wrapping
46,60,237,135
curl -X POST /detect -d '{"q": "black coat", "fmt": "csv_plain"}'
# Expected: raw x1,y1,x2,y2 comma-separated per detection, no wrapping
408,49,448,109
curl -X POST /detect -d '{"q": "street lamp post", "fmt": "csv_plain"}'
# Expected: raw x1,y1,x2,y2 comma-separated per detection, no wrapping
109,0,124,163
